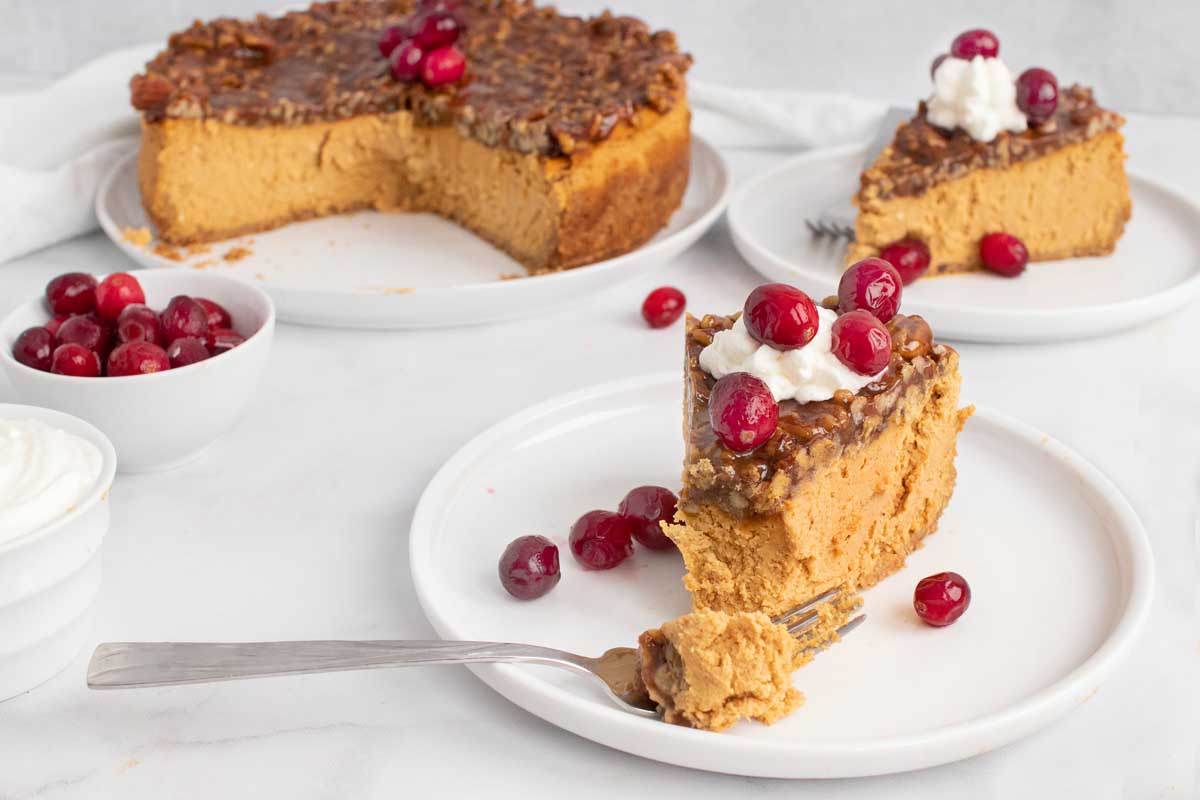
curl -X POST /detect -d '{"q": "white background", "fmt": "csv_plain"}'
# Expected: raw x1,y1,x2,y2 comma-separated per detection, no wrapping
0,1,1197,798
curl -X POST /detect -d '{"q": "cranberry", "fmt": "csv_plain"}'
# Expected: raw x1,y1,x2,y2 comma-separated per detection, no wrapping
1016,67,1058,124
617,486,678,550
107,341,170,377
45,272,97,316
979,232,1028,277
116,304,162,344
56,314,112,356
51,343,100,377
421,45,466,87
166,336,210,368
498,535,561,600
568,510,634,570
195,297,232,330
44,314,70,337
378,24,412,57
641,286,686,328
837,257,903,322
94,273,146,321
207,327,246,354
12,327,54,371
949,28,999,59
160,296,209,343
831,310,892,376
414,11,462,48
389,39,425,81
708,372,778,454
743,283,819,350
930,53,948,79
913,571,971,627
877,238,931,285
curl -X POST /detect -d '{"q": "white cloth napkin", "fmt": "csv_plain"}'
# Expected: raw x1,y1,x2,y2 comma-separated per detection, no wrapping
0,45,153,265
0,47,892,265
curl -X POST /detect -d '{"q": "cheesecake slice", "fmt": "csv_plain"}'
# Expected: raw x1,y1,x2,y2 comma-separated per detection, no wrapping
668,310,972,616
129,1,691,274
846,85,1130,276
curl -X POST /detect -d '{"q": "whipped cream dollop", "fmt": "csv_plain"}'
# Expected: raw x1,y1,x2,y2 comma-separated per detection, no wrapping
698,307,884,404
928,55,1027,142
0,418,103,544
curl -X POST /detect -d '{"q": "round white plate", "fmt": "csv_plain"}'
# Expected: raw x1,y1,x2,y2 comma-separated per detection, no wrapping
96,137,730,329
409,373,1153,779
728,144,1200,343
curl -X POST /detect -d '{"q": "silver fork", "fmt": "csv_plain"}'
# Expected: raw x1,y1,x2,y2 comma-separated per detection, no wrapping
805,106,913,241
87,586,864,721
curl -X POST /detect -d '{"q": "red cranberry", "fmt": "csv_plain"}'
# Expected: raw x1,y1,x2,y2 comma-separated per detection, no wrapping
421,45,465,86
743,283,819,350
94,273,145,321
160,296,209,343
831,310,892,376
837,257,903,322
913,571,971,627
107,341,170,377
56,314,112,356
44,314,70,337
12,327,54,371
207,327,246,354
617,486,678,550
389,39,425,81
708,372,778,454
195,297,232,329
51,343,100,377
930,53,948,79
878,238,932,285
569,510,634,570
166,336,210,368
378,24,412,57
498,535,561,600
1016,67,1059,124
414,11,462,48
641,286,686,328
45,272,97,316
949,29,999,59
979,232,1028,277
116,304,162,345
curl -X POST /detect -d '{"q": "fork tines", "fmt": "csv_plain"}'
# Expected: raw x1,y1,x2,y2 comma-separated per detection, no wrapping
773,584,865,643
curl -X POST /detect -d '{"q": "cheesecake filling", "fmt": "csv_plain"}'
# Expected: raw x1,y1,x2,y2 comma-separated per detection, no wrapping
697,307,882,404
928,55,1027,142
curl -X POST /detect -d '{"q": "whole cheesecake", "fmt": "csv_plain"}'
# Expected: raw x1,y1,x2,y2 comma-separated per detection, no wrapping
129,0,692,273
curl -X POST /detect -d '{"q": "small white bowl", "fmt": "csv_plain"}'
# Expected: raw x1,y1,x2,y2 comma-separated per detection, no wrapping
0,271,275,472
0,404,117,701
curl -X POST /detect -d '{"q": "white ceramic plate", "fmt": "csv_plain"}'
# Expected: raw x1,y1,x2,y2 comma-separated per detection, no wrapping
728,144,1200,343
409,373,1153,779
95,137,730,329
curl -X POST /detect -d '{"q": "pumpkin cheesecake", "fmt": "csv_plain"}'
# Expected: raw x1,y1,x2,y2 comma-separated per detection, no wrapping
129,0,692,274
846,29,1130,278
667,276,972,616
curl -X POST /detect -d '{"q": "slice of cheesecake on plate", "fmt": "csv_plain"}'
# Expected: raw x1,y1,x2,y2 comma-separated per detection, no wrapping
667,276,972,617
846,28,1131,278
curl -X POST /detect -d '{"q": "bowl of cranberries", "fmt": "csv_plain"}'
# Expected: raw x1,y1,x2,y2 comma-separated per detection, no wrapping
0,270,275,472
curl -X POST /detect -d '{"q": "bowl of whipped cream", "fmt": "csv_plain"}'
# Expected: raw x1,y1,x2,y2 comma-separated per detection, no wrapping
0,404,116,701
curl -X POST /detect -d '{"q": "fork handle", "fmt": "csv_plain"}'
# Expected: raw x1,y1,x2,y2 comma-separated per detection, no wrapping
87,640,581,689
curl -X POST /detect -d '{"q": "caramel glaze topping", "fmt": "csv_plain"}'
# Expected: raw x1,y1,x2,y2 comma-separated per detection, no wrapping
683,308,951,517
858,85,1124,202
129,0,691,158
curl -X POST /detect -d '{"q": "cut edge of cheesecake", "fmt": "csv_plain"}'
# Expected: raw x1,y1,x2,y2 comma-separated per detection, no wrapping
847,87,1131,276
667,312,973,616
137,92,691,274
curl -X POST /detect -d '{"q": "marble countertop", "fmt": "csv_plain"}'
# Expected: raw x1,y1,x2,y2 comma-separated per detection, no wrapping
1,3,1198,797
